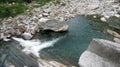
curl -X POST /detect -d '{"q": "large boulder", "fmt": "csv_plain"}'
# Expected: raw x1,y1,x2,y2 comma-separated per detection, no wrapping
79,39,120,67
39,19,69,32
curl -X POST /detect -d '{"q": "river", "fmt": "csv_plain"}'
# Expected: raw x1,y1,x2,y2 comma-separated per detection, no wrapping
0,15,113,67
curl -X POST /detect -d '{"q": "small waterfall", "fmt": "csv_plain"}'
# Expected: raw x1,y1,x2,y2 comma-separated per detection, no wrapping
12,37,60,57
12,37,68,67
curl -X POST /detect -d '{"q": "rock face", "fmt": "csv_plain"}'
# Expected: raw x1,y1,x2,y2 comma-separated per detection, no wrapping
2,44,39,67
39,19,69,32
0,38,68,67
79,39,120,67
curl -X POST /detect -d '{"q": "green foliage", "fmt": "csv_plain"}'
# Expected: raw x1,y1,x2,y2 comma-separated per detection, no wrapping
33,0,52,7
0,0,32,3
52,0,60,5
0,0,59,18
33,0,60,8
0,3,27,18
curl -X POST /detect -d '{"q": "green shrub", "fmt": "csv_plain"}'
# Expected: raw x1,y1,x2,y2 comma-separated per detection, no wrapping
0,3,27,18
36,0,52,7
0,0,32,3
0,0,58,18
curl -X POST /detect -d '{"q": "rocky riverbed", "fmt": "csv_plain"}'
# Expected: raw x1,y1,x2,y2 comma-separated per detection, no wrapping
0,0,120,41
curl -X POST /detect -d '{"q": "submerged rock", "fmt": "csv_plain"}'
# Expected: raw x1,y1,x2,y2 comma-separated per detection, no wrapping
79,39,120,67
39,19,69,32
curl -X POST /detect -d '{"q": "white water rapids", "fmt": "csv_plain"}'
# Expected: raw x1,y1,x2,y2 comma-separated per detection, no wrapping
11,37,68,67
12,37,60,57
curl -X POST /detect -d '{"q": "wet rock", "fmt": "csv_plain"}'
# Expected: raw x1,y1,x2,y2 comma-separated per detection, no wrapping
4,44,39,67
22,32,33,40
39,19,69,32
79,39,120,67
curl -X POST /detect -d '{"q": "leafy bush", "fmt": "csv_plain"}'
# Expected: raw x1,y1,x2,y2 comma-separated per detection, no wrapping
0,0,32,3
0,3,27,18
0,0,58,18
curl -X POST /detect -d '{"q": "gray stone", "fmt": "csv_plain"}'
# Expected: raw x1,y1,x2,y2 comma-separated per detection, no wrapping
39,19,69,32
79,39,120,67
3,44,39,67
86,0,99,10
22,32,33,40
114,0,120,2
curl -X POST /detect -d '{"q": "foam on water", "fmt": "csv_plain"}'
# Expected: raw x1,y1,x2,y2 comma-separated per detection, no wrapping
12,37,60,57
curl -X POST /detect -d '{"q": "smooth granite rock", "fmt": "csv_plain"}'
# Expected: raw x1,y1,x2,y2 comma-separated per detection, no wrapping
39,19,69,32
79,39,120,67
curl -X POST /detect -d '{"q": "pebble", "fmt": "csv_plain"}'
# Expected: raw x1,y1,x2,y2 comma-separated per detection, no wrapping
93,16,97,18
100,17,107,22
39,18,49,22
42,13,49,17
22,32,33,40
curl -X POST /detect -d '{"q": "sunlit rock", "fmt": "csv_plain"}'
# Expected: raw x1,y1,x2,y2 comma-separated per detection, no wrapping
39,19,69,32
38,18,49,22
79,39,120,67
107,29,120,38
22,32,33,40
114,38,120,44
100,17,107,22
